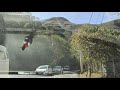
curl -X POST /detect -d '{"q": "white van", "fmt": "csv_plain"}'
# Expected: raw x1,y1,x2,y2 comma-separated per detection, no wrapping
0,45,9,74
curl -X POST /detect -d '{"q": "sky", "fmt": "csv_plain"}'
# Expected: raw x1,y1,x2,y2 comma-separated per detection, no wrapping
31,12,120,24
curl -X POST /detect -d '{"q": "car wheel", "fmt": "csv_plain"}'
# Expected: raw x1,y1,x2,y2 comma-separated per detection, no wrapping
36,72,38,75
50,73,53,76
43,73,46,76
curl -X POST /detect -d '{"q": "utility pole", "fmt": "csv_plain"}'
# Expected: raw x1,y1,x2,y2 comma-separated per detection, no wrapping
80,50,83,73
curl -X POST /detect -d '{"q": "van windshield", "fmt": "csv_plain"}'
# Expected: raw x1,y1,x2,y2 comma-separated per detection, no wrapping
0,51,6,60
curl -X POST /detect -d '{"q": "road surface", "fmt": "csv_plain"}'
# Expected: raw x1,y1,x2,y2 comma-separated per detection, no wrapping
0,71,80,78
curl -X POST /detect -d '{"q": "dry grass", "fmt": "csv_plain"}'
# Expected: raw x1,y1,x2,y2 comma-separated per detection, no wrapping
80,72,104,78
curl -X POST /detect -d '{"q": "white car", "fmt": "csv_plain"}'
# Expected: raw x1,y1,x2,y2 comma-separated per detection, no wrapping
35,65,53,75
64,66,70,71
53,66,63,74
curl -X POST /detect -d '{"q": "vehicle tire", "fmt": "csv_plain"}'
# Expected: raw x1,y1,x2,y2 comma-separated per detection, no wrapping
43,73,48,76
36,72,38,75
50,73,53,76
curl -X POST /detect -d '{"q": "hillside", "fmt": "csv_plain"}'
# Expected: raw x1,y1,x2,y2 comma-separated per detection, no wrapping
4,15,120,33
41,17,74,26
101,19,120,29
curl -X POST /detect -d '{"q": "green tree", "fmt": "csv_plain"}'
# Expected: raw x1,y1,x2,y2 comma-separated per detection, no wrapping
70,25,120,77
48,35,79,69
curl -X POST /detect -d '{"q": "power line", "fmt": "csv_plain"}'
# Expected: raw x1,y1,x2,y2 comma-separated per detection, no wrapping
74,13,81,24
96,12,101,24
101,12,105,24
89,12,93,24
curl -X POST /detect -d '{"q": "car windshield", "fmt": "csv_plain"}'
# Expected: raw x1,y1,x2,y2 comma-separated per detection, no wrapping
38,66,47,69
64,66,69,68
54,66,61,69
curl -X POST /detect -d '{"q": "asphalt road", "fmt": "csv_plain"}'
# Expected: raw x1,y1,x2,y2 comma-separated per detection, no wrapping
0,71,80,78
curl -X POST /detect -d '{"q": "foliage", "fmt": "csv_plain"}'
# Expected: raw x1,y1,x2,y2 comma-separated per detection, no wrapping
70,24,120,76
48,35,79,69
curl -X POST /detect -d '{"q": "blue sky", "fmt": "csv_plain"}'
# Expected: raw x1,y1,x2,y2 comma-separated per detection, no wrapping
31,12,120,24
